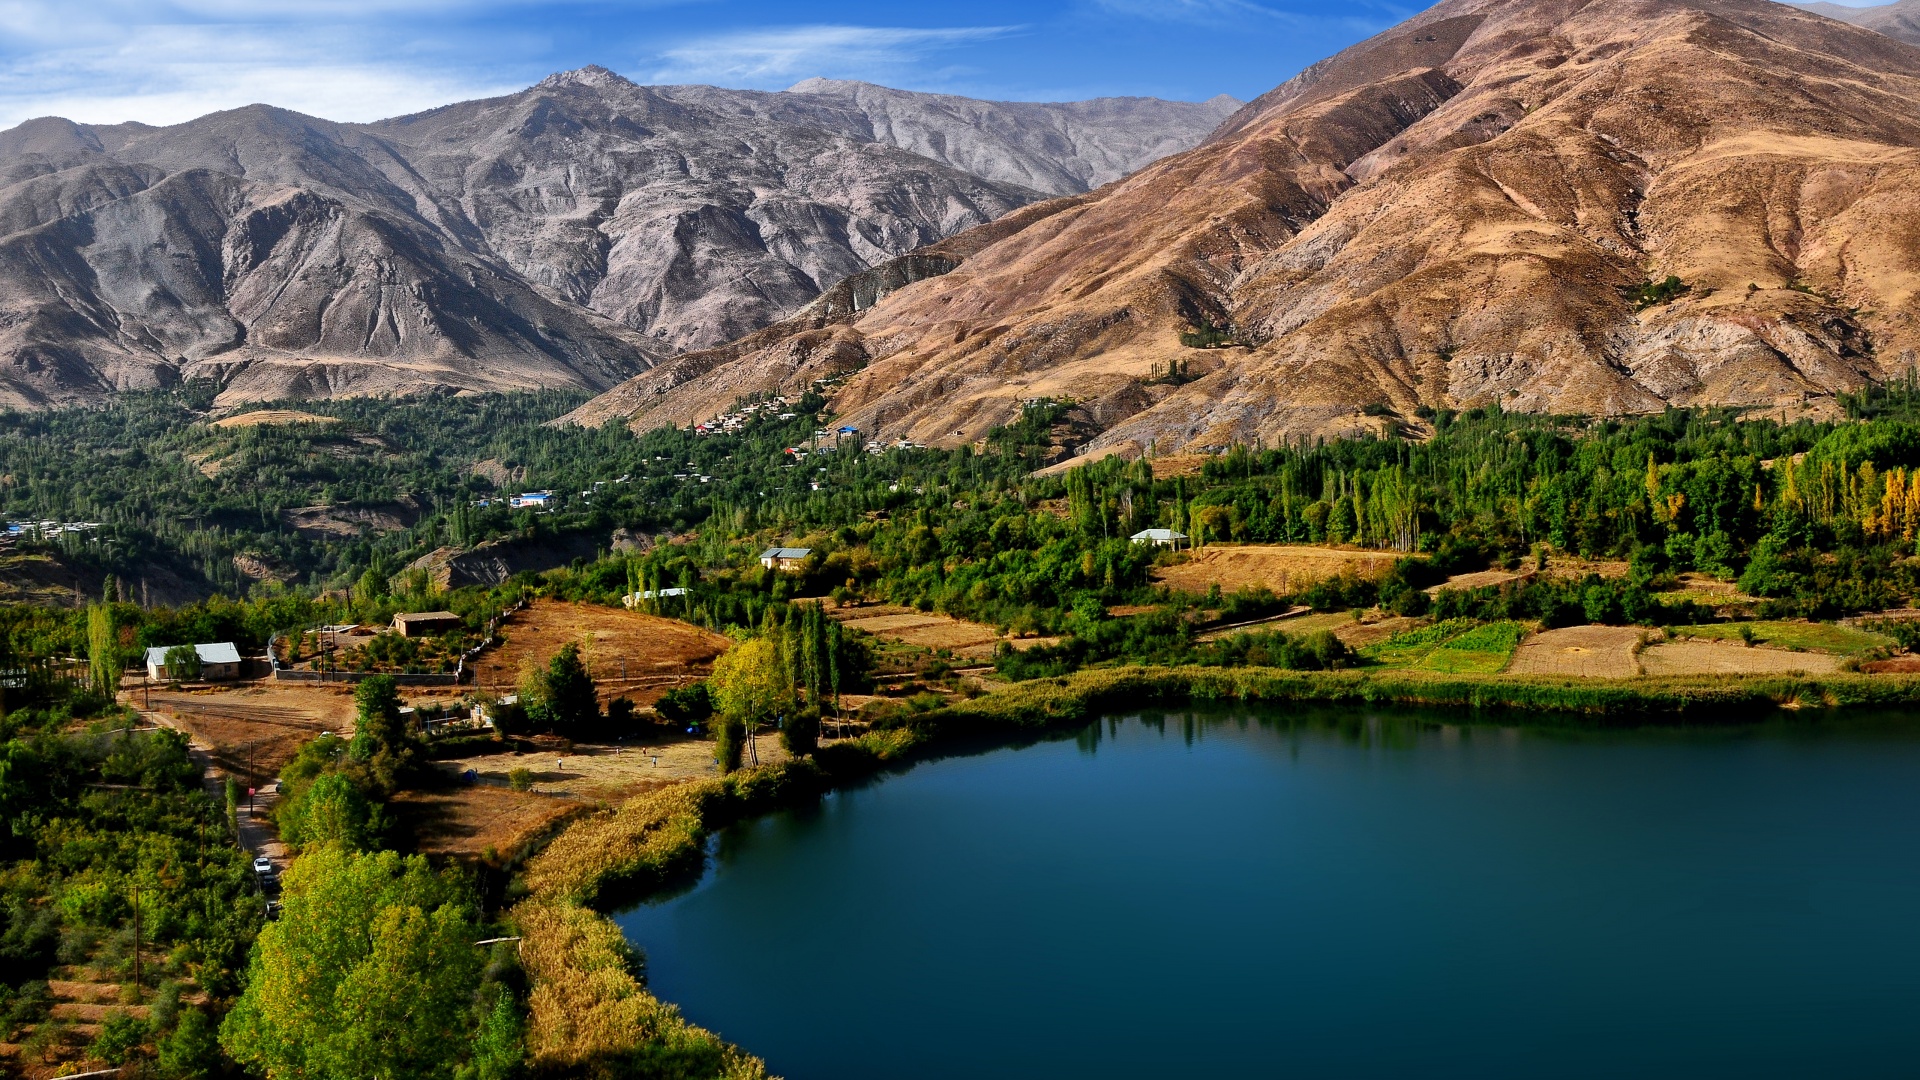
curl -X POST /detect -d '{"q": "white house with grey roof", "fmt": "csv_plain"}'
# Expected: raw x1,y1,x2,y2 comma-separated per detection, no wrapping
144,642,242,682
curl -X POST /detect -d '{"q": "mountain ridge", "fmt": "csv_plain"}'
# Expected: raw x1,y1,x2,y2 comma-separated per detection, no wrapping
568,0,1920,459
0,71,1232,409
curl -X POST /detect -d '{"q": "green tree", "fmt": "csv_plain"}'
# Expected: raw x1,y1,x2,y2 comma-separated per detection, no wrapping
709,638,785,727
159,1006,222,1080
280,772,379,851
541,642,599,735
164,644,201,682
87,603,118,697
220,846,486,1080
349,675,418,795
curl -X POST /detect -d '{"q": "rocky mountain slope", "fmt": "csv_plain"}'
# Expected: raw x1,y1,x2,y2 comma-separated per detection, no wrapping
0,71,1231,409
1797,0,1920,45
570,0,1920,458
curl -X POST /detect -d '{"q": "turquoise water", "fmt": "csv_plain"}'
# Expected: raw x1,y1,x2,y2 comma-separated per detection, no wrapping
615,711,1920,1078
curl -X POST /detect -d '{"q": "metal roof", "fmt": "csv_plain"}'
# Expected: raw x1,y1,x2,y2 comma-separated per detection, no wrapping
145,642,241,666
759,546,812,559
1130,529,1188,540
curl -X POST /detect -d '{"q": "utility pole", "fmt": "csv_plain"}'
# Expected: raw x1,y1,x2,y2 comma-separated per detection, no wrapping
131,883,141,1001
247,740,257,816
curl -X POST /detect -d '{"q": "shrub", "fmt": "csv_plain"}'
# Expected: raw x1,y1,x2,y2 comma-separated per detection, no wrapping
656,682,713,723
508,768,535,792
714,719,746,774
89,1010,148,1065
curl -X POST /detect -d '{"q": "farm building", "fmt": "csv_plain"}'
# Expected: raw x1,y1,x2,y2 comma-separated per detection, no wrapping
1130,528,1189,549
393,611,462,637
622,588,688,609
759,546,812,570
509,491,555,510
144,642,243,681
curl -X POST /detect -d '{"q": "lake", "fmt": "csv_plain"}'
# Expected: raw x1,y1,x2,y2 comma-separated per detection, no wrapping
615,709,1920,1078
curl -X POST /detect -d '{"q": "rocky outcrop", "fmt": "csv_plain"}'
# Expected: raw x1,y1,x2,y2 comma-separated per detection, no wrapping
0,70,1230,409
573,0,1920,457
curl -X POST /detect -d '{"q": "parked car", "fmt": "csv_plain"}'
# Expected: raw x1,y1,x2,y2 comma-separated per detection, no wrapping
252,856,273,875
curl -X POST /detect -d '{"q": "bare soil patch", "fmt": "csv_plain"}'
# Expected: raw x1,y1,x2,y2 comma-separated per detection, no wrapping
468,600,729,701
1429,568,1532,593
1155,544,1402,596
1507,625,1644,677
390,785,584,860
1640,640,1842,676
1542,555,1630,580
138,683,362,783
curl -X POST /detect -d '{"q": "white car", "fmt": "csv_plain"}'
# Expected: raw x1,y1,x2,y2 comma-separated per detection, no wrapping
252,856,273,875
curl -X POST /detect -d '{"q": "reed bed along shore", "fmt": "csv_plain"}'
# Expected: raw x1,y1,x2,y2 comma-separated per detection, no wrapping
510,666,1920,1075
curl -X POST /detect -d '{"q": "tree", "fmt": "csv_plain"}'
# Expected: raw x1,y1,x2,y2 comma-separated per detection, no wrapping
709,638,786,727
163,644,201,682
349,675,418,795
220,846,487,1080
87,603,118,696
541,642,599,735
280,772,380,851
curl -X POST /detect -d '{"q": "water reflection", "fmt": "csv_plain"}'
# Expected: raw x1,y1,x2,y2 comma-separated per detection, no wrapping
618,706,1920,1080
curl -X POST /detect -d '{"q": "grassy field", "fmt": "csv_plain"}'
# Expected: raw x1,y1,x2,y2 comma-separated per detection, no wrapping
1669,620,1893,655
1421,621,1530,673
1362,619,1476,667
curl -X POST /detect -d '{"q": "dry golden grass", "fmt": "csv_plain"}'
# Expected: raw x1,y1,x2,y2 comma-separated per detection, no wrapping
832,604,1012,658
1640,640,1843,676
389,785,584,859
1154,544,1401,596
470,600,729,691
210,409,340,428
1506,625,1645,678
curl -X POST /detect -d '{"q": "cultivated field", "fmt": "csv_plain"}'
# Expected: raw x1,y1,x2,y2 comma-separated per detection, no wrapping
1155,544,1402,596
1640,640,1842,675
468,599,730,702
1505,625,1645,677
830,603,1048,660
1669,620,1891,655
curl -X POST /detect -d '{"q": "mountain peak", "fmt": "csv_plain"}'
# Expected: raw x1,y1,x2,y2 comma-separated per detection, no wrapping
537,65,635,91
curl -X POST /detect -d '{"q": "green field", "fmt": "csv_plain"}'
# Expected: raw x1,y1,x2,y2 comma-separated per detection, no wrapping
1421,621,1530,673
1670,620,1893,656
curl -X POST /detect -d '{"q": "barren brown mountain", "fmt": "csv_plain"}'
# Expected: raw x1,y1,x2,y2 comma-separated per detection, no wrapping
568,0,1920,462
0,71,1230,409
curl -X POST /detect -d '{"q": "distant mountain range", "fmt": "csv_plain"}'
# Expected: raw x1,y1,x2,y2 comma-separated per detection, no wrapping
569,0,1920,457
0,71,1237,409
1795,0,1920,44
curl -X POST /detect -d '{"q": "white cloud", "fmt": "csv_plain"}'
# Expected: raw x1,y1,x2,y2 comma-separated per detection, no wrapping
1088,0,1397,32
647,24,1021,86
0,20,522,128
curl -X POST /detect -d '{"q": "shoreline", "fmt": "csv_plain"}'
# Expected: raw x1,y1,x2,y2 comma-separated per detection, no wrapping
508,665,1920,1075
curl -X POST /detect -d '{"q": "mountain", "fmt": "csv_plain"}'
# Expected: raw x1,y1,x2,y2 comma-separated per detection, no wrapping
1796,0,1920,44
0,70,1232,410
569,0,1920,459
780,79,1242,195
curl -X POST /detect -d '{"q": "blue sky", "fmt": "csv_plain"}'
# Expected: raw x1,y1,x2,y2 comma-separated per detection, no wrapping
0,0,1434,129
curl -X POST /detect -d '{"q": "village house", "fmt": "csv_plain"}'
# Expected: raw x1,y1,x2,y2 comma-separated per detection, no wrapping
1130,528,1189,549
392,611,462,637
144,642,243,682
759,546,812,570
